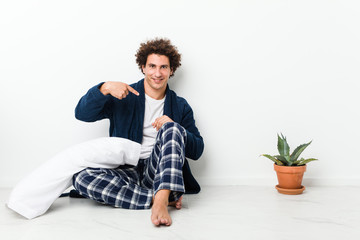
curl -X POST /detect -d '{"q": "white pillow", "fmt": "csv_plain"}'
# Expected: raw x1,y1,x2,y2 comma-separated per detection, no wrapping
7,137,140,219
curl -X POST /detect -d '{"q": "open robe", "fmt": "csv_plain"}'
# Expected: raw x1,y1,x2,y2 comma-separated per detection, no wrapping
7,137,141,219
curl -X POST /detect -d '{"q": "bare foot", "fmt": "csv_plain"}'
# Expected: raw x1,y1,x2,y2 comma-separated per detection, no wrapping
169,196,183,209
151,190,172,226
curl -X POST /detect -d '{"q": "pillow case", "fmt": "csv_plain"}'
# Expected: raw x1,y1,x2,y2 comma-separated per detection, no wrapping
7,137,140,219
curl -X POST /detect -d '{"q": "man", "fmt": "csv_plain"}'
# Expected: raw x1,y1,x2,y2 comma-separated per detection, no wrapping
73,38,204,226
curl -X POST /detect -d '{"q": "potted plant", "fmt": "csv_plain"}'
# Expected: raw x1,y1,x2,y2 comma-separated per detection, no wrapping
262,134,318,195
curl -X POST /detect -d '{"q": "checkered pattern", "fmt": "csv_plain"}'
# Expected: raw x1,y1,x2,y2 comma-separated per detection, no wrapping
72,122,187,209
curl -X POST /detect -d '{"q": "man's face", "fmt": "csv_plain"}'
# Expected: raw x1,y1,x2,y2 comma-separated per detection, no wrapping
142,54,173,96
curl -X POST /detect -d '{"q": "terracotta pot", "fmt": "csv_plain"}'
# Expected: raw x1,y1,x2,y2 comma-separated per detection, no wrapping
274,164,306,194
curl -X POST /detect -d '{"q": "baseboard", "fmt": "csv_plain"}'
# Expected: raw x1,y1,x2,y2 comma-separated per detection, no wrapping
197,177,360,187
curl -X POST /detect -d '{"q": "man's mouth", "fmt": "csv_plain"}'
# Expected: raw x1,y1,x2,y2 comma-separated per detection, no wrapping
152,78,163,84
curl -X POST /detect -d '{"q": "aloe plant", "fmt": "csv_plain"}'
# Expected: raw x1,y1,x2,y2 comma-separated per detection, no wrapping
262,134,318,166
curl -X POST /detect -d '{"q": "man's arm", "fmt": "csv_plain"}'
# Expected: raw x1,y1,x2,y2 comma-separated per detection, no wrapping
75,81,139,122
181,103,204,160
75,82,111,122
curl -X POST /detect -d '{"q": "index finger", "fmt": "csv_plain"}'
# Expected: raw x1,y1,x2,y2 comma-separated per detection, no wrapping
127,85,139,96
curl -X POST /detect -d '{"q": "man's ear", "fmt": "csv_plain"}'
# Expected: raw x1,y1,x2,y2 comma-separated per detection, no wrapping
141,65,145,74
170,68,173,76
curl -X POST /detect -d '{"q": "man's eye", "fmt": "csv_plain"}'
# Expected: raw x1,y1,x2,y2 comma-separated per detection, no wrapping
161,66,168,69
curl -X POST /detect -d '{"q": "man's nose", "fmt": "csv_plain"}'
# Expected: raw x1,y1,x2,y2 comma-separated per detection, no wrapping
155,67,161,77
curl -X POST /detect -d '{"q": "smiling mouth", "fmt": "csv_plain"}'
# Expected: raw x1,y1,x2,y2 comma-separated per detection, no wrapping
152,78,163,84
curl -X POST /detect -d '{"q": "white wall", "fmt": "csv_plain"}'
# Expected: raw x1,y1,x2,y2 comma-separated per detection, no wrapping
1,0,359,188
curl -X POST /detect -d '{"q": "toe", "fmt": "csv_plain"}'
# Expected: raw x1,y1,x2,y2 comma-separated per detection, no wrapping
162,218,171,226
151,216,160,226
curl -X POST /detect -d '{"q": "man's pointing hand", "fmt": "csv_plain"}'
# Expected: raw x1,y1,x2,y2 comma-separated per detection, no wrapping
100,81,140,100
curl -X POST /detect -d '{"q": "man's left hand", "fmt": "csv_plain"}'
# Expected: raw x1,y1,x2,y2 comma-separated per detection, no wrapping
152,115,174,131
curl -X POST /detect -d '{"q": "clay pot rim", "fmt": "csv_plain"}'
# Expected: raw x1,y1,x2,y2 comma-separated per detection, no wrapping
274,163,306,173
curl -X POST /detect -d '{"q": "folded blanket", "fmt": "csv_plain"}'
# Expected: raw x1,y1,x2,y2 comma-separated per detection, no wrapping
7,137,140,219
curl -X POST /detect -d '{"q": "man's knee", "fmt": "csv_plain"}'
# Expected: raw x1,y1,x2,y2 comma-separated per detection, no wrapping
162,121,179,129
160,122,186,136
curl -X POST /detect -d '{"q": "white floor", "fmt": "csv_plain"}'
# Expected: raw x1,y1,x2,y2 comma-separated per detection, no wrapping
1,186,360,240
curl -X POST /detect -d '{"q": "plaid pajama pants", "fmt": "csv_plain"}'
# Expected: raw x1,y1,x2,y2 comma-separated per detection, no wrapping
72,122,187,210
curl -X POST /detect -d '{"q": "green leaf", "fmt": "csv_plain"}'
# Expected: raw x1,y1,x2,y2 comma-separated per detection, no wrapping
277,133,290,160
261,154,284,166
297,158,318,165
292,157,304,166
274,155,289,166
290,141,312,162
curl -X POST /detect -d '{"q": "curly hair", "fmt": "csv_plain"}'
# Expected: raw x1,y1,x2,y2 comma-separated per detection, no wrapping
135,38,181,77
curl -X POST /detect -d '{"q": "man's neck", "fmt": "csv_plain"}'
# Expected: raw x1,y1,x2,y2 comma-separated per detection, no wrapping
144,84,166,100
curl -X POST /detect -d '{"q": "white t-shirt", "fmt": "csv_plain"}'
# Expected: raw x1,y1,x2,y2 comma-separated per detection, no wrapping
139,94,165,159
